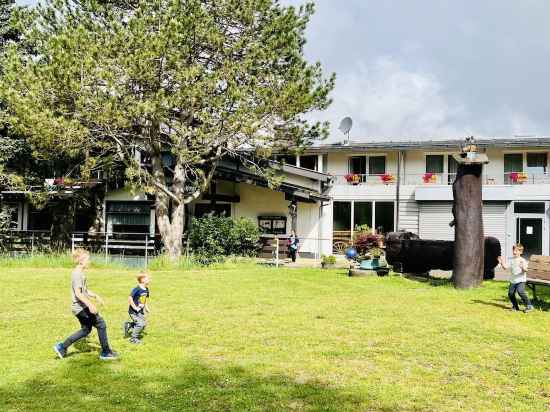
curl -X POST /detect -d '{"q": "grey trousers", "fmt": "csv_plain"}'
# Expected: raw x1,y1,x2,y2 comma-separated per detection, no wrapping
130,312,147,339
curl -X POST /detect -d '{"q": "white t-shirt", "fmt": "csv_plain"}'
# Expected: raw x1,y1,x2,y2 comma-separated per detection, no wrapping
509,257,528,284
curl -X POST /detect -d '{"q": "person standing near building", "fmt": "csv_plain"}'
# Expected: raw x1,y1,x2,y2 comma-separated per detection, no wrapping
288,230,299,262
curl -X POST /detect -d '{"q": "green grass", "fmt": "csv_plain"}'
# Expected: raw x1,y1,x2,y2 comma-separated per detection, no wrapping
0,266,549,411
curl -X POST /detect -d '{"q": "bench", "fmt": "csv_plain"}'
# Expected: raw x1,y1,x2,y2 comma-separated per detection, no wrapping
527,255,550,301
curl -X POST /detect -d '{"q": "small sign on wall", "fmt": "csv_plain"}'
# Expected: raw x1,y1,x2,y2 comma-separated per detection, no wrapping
526,226,534,235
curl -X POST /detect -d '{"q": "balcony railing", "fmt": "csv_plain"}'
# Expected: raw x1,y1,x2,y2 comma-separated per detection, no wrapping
332,172,550,186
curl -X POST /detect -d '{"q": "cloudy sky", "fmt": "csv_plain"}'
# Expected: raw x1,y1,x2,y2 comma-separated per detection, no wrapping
16,0,550,141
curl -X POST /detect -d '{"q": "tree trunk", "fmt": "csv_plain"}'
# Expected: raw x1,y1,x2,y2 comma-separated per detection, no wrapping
151,147,184,261
452,163,484,288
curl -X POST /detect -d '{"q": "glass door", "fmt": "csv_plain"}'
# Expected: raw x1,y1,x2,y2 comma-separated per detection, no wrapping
516,218,543,257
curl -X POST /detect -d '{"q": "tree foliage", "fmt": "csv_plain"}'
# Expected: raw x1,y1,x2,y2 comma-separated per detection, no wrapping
1,0,334,257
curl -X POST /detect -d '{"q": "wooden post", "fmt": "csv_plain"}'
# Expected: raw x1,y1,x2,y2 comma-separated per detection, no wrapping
452,148,487,288
105,233,109,263
145,234,148,268
275,236,280,268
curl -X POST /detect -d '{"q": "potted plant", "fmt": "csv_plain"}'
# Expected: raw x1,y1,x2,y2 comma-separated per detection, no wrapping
344,173,361,185
380,173,395,184
510,172,528,183
321,255,337,269
422,172,437,183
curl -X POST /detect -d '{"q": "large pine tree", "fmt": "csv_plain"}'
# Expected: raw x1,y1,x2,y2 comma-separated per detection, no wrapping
1,0,334,258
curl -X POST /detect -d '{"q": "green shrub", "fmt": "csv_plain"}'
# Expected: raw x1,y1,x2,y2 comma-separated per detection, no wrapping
188,216,260,264
321,255,337,265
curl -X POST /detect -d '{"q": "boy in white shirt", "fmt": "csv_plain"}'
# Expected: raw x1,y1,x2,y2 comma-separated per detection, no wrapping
497,244,534,313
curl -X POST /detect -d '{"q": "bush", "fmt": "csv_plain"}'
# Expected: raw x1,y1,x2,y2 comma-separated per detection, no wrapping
321,255,336,265
188,216,260,263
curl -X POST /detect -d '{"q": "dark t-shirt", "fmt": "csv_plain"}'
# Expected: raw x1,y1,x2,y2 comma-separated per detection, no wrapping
129,286,149,315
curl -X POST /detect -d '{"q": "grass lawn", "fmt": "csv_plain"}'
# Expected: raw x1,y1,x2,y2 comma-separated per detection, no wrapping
1,265,549,411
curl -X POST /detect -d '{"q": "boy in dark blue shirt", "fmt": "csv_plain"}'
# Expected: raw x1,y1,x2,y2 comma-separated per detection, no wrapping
123,273,150,344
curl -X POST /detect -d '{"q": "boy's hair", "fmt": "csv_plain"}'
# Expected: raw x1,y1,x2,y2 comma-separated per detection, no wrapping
72,248,90,263
137,272,149,283
513,244,524,253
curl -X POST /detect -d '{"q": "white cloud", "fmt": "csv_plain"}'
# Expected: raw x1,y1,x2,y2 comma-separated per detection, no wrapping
317,57,468,141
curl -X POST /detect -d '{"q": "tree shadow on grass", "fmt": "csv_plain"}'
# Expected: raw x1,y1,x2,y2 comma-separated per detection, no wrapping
0,359,414,412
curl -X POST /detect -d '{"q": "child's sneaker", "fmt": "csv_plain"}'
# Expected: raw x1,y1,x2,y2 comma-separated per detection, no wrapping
99,351,119,360
123,321,133,338
129,338,142,345
53,343,66,359
524,305,534,313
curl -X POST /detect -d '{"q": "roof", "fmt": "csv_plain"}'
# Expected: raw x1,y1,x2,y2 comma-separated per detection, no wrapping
304,136,550,153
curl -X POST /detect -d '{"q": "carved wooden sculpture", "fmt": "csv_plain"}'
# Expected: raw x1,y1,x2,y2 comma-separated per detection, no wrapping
451,138,488,288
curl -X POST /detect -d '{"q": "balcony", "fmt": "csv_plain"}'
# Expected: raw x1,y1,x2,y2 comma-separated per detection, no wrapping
332,172,550,186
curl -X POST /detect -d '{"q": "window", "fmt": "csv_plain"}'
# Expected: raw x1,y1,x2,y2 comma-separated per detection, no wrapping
276,155,297,166
526,153,547,175
374,202,395,234
504,153,523,172
369,156,386,175
514,202,546,214
106,201,151,234
448,156,459,183
333,201,351,230
504,153,523,184
354,202,373,228
426,155,444,174
2,203,19,230
300,155,318,171
349,156,366,175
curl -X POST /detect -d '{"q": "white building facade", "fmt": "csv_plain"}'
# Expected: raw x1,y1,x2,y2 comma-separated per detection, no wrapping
298,137,550,260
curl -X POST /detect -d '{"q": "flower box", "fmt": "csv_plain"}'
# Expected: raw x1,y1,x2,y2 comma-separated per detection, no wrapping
344,174,361,185
422,173,437,184
509,172,528,183
380,174,395,184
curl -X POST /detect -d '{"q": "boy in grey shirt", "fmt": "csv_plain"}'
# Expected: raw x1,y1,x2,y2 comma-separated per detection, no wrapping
54,249,118,360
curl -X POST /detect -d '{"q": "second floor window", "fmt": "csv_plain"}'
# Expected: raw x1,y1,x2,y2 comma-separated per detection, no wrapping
426,155,444,174
348,155,386,176
299,155,318,171
349,156,366,175
526,153,548,175
369,156,386,175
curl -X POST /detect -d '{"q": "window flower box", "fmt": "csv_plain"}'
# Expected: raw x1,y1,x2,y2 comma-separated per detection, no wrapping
380,174,395,184
422,173,437,183
345,174,361,185
510,172,528,183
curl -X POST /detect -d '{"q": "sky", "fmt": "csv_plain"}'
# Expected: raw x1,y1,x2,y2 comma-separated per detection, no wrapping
16,0,550,141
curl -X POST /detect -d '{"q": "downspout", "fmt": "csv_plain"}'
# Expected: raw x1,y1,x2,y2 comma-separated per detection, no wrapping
395,150,403,231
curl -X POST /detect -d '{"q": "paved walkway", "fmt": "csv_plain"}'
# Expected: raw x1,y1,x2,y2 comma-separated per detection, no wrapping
260,257,511,280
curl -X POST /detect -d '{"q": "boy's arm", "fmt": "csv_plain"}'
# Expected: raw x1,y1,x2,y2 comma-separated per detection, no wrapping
75,288,98,314
497,256,509,269
520,258,528,272
128,295,141,312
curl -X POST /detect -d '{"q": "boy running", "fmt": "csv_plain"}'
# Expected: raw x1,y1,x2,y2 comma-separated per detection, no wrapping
123,273,150,344
54,249,118,360
498,244,534,313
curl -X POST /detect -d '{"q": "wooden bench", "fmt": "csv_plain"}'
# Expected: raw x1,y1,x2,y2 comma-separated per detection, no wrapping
527,255,550,301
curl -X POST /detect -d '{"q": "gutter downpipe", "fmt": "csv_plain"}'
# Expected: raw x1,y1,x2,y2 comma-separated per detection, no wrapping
396,150,403,231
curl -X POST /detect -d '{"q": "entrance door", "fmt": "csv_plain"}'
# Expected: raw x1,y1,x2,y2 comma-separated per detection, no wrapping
516,218,543,257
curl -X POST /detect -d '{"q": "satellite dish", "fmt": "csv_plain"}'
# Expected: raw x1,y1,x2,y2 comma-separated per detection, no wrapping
338,117,353,144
